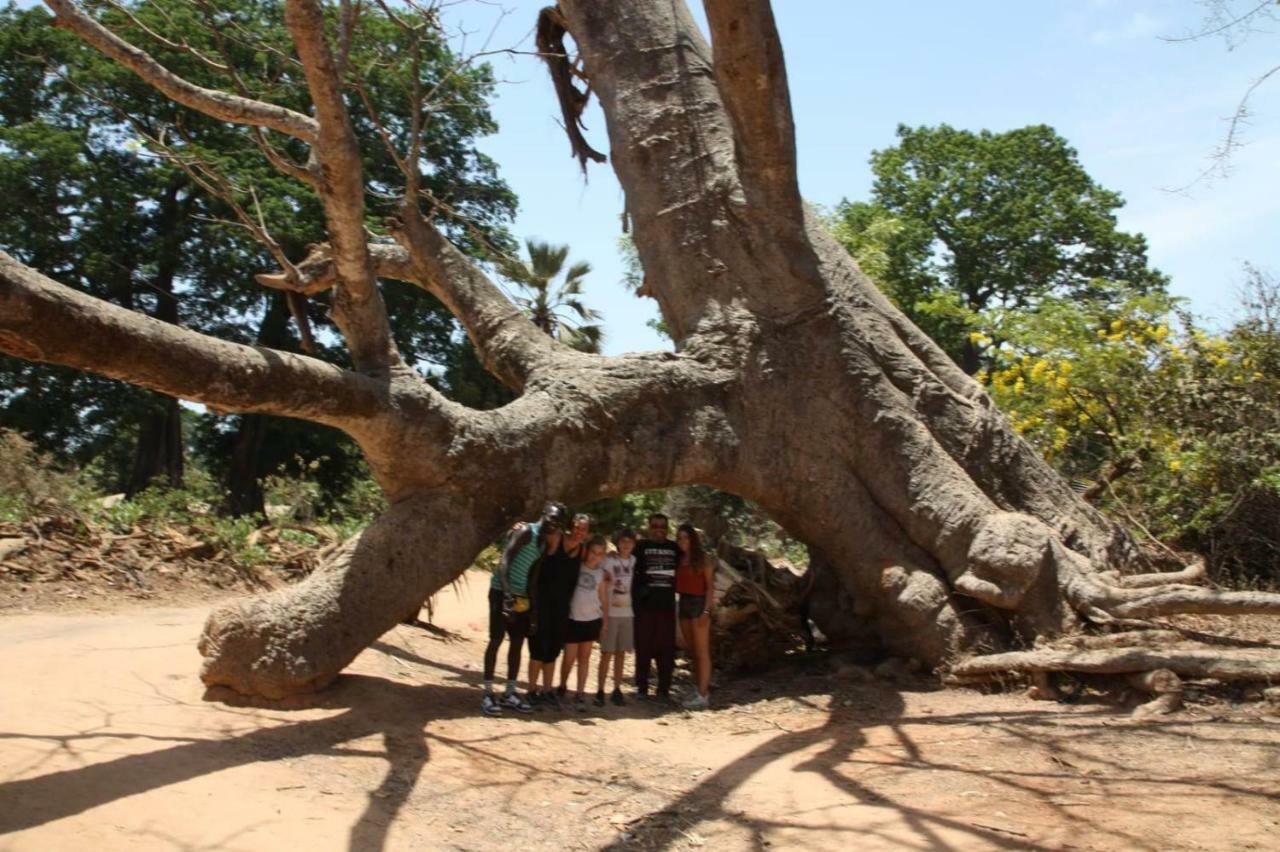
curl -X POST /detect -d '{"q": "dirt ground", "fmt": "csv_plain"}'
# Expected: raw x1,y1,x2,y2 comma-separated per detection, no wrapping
2,575,1279,851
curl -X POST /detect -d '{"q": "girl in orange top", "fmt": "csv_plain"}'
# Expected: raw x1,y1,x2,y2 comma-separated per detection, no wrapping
675,523,715,709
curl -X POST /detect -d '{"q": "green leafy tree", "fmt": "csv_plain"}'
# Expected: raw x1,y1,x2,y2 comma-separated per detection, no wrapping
831,124,1167,372
505,239,604,353
0,0,516,512
983,272,1280,583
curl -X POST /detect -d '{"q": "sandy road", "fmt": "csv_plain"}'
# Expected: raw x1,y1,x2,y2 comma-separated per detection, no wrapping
2,574,1279,851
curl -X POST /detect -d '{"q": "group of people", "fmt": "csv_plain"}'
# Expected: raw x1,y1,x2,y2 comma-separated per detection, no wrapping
481,503,715,716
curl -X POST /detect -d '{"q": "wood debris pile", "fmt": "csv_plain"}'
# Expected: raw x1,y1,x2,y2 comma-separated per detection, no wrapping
710,541,815,673
0,512,335,601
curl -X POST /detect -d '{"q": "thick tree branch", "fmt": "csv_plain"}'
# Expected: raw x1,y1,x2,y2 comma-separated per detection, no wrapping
44,0,319,143
390,207,559,390
557,1,823,342
283,0,399,372
0,251,385,427
702,0,802,215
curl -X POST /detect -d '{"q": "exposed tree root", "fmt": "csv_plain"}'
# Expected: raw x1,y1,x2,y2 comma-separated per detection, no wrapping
950,647,1280,683
1106,559,1207,588
1127,668,1183,718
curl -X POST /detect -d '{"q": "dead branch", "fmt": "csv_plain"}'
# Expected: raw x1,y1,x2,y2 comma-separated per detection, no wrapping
535,6,606,170
256,242,418,296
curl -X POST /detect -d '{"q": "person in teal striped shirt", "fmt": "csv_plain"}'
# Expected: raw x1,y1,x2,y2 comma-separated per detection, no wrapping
482,502,566,716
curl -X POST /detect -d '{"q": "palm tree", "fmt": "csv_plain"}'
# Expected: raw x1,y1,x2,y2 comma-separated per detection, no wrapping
505,239,604,353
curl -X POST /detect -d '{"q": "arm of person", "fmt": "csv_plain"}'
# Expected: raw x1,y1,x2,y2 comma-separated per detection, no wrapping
702,556,716,619
632,547,648,602
499,526,533,595
599,569,612,632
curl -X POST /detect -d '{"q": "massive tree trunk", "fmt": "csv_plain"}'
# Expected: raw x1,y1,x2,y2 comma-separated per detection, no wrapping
2,0,1277,698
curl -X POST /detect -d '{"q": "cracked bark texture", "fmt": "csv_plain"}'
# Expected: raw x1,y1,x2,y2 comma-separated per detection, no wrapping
3,0,1277,697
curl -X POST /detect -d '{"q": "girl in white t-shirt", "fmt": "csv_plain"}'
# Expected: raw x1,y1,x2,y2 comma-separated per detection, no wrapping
595,529,637,706
561,536,611,713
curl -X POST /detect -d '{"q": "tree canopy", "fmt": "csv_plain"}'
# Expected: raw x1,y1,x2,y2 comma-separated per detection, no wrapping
830,124,1167,372
0,0,515,507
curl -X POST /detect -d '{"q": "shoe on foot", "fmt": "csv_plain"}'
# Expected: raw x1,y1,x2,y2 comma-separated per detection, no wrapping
481,693,502,717
593,690,606,707
682,692,710,710
574,695,588,713
611,688,626,706
556,684,568,698
501,691,534,714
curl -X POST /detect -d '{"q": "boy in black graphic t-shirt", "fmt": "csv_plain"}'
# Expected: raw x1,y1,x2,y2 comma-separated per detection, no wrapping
632,512,679,700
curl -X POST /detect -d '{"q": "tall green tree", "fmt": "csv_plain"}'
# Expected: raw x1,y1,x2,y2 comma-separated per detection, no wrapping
831,124,1167,372
0,0,515,510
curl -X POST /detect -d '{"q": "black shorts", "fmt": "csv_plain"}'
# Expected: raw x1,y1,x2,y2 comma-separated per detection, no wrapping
529,612,568,663
678,594,706,620
566,618,602,644
489,587,530,640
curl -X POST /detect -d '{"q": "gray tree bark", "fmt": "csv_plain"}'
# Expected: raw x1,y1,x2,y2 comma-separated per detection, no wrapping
2,0,1276,697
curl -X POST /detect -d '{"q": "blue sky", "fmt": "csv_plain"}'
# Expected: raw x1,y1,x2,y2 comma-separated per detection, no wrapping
454,1,1280,355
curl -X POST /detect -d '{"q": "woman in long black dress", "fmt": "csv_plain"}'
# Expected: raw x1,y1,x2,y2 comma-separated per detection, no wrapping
527,526,583,709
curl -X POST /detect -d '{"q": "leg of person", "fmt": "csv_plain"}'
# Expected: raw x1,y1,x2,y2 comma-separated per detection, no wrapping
596,651,612,706
655,608,677,700
633,610,653,697
502,611,533,714
540,653,558,709
677,616,695,694
575,639,592,702
561,640,579,699
695,615,712,701
481,588,505,716
611,617,633,704
557,642,573,695
527,658,545,707
612,645,627,704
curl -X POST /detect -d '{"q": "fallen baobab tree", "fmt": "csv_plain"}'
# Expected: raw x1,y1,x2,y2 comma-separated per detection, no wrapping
2,0,1278,699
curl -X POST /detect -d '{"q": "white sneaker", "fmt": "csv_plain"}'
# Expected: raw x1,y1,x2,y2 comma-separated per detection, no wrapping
682,692,709,710
501,691,534,714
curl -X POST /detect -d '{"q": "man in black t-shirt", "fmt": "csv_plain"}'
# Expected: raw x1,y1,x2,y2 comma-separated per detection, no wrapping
632,512,679,700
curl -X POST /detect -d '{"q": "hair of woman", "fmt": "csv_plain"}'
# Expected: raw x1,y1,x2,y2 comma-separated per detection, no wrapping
677,522,705,568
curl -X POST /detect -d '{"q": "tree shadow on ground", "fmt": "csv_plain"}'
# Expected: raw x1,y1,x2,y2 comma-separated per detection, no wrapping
3,637,1277,852
605,660,1280,851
